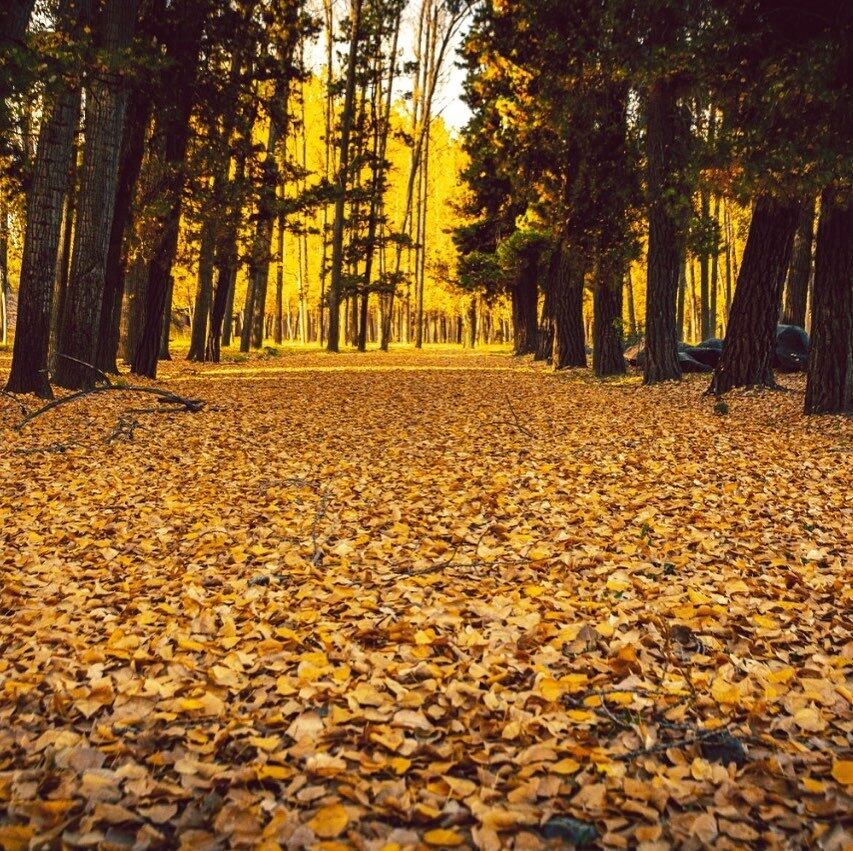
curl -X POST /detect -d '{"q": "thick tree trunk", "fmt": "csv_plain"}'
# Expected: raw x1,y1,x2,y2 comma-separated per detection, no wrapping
593,265,626,377
512,255,539,356
552,245,586,369
95,86,150,373
54,0,139,389
804,186,852,414
5,0,86,398
709,195,800,394
131,1,204,379
643,74,691,384
782,196,815,329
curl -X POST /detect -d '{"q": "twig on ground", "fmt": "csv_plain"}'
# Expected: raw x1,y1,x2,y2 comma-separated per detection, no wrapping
503,392,535,438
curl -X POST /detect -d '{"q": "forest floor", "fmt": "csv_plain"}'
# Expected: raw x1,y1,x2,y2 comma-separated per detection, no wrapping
0,346,851,850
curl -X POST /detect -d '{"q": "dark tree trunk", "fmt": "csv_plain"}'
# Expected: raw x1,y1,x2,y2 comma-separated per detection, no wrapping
95,86,150,373
327,0,363,352
625,267,636,338
643,73,691,384
782,196,815,329
593,265,626,377
131,1,204,379
552,245,586,369
159,274,173,360
187,208,215,360
5,0,86,398
512,254,539,355
54,0,139,389
52,135,78,349
804,186,852,414
535,245,559,362
709,195,800,394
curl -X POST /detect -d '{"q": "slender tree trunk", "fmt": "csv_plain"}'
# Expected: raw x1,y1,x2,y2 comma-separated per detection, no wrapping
625,266,637,338
0,200,8,345
782,196,815,328
5,0,86,398
52,136,78,349
159,274,173,359
327,0,363,352
54,0,139,389
723,199,734,325
552,244,586,368
95,85,150,372
187,203,216,360
643,73,690,383
709,194,720,337
804,186,852,414
131,1,204,379
274,208,285,344
535,244,559,361
709,195,800,394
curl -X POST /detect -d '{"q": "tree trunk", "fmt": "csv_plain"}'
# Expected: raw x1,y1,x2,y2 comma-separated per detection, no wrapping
709,195,800,394
131,0,204,379
187,203,216,360
5,0,86,398
327,0,363,352
643,73,691,384
593,264,626,377
710,194,720,336
625,266,637,338
535,245,559,362
552,244,586,369
54,0,139,389
782,196,815,329
804,186,852,414
512,254,538,355
95,85,150,373
159,274,173,359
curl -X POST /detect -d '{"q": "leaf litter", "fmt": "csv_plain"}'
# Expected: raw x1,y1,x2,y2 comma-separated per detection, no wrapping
0,349,850,849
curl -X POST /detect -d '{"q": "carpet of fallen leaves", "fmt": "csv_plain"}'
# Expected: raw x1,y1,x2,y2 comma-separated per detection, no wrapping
0,347,851,851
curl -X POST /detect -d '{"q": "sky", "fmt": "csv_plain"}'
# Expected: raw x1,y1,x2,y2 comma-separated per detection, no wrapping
305,0,473,132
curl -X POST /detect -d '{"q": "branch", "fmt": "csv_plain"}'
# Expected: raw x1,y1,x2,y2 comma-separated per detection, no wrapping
14,384,204,431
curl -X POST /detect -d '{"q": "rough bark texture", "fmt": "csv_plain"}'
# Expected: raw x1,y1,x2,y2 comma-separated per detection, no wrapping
512,254,539,356
643,74,691,384
535,247,558,362
593,265,626,377
709,195,800,394
95,86,150,373
782,196,815,329
131,0,204,378
5,0,86,398
804,186,852,414
552,245,586,369
54,0,139,389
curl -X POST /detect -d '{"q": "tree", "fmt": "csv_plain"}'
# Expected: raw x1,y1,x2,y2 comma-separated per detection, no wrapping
642,2,693,384
326,0,363,352
5,0,90,398
781,197,815,329
53,0,139,389
804,185,852,414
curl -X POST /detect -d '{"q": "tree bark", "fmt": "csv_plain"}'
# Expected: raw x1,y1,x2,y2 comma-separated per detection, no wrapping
54,0,139,389
782,196,815,328
593,263,626,377
95,85,150,373
512,252,539,355
552,244,586,369
327,0,363,352
709,195,800,394
5,0,87,398
187,200,216,360
643,73,691,384
131,0,204,378
804,186,852,414
535,245,559,362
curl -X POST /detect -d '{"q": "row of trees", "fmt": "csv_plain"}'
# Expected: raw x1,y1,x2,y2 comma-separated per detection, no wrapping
455,0,851,413
1,0,469,398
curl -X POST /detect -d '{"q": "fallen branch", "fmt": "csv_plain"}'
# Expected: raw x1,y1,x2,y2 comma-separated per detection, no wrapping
15,384,204,430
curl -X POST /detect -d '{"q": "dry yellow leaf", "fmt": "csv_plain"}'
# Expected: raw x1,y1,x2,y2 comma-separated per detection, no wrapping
308,804,349,839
